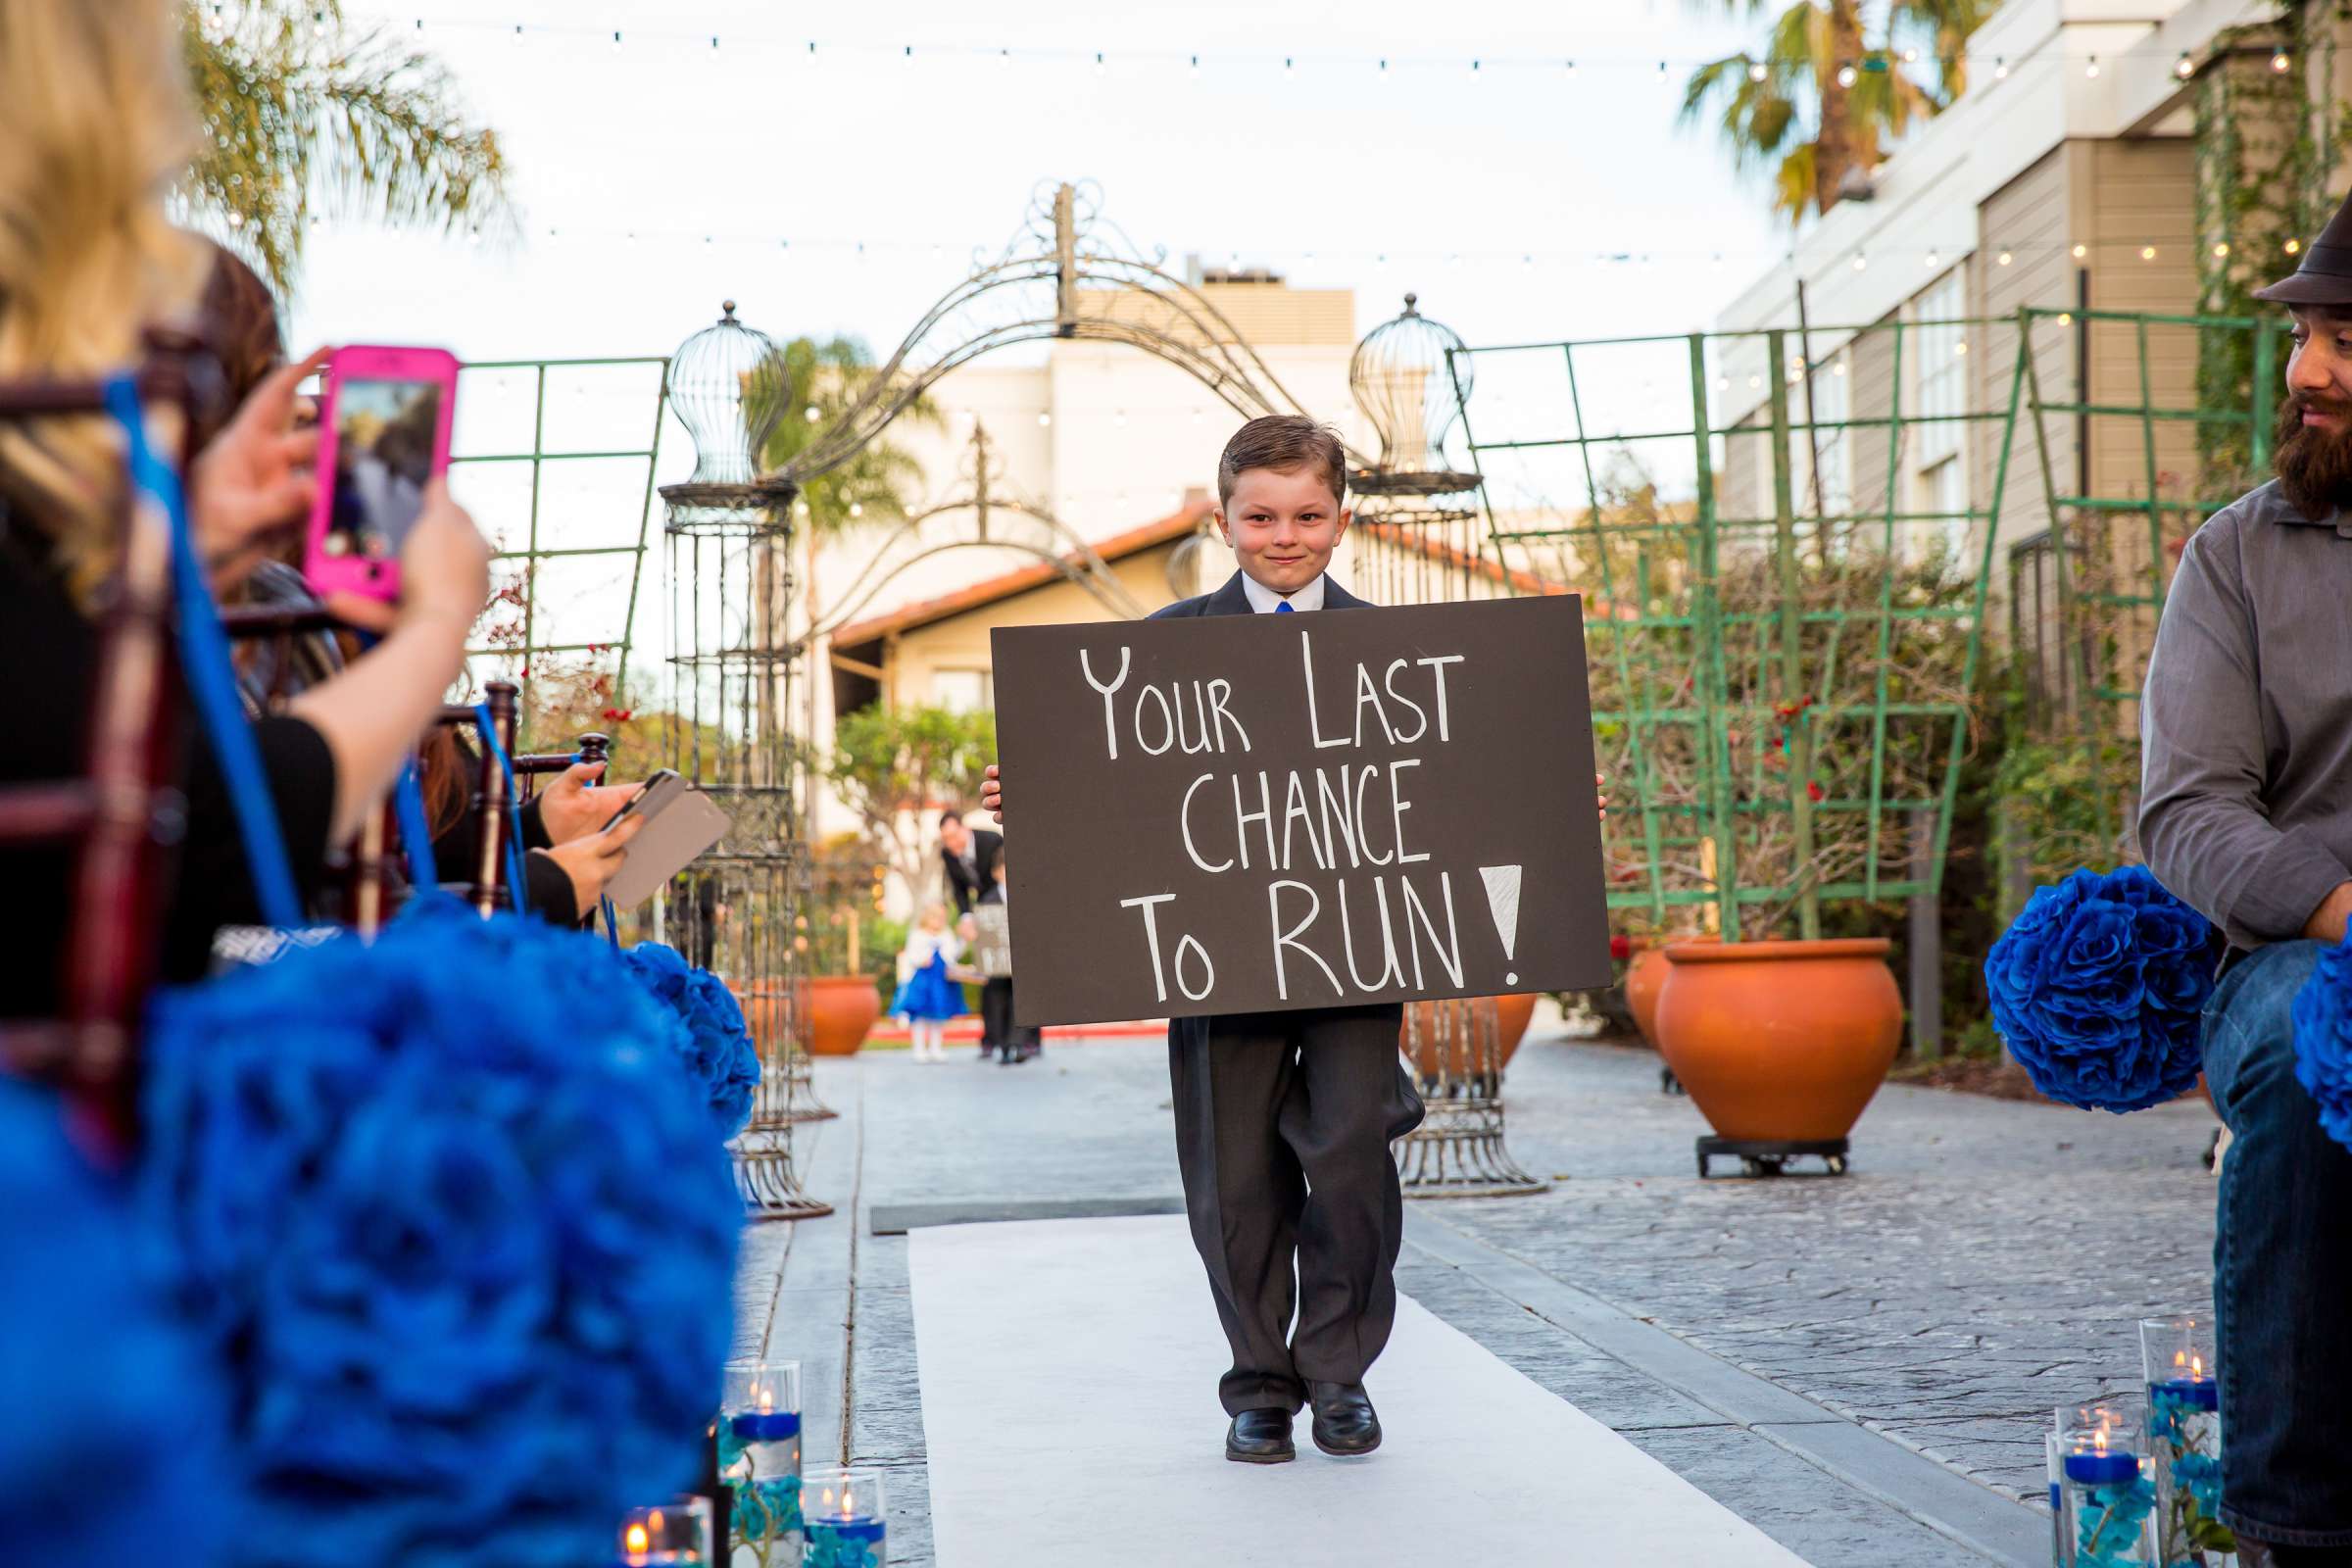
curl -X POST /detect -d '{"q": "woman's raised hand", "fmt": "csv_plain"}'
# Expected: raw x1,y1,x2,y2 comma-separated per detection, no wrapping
188,345,330,591
323,480,489,636
980,762,1004,820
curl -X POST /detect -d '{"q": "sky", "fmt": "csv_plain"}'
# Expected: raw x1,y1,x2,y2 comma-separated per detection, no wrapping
291,0,1795,364
280,0,1807,696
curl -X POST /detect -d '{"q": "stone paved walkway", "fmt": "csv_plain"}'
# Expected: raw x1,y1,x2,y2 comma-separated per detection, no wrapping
730,1019,2222,1566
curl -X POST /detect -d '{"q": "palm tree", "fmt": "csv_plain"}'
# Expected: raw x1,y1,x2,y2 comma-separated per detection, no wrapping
182,1,513,294
760,336,943,541
1680,0,1997,223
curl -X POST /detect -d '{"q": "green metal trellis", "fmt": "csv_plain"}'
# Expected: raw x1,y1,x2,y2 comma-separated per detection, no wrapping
1452,315,2026,940
451,355,672,746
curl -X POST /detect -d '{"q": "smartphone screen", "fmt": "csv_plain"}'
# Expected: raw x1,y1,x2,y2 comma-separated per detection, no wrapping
320,376,443,564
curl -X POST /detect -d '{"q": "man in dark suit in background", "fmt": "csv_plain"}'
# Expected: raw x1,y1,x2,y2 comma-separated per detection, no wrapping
937,808,1001,916
983,416,1422,1467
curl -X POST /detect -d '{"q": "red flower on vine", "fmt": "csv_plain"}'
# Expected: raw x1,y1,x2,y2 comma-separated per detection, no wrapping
1806,780,1825,803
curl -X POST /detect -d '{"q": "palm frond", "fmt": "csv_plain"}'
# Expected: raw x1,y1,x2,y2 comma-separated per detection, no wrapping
181,1,514,295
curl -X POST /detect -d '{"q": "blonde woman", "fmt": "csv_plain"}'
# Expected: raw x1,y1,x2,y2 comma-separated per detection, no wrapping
0,0,501,1017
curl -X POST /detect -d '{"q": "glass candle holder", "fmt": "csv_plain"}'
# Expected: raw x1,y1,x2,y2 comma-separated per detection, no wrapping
719,1360,804,1568
2057,1401,2158,1568
617,1496,712,1565
2138,1319,2234,1568
802,1466,887,1568
2049,1432,2067,1567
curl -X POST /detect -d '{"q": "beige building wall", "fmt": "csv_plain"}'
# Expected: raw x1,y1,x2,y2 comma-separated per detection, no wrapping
868,541,1194,714
1975,145,2082,568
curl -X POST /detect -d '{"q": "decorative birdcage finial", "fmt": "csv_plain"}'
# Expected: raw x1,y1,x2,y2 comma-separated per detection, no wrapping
664,300,789,487
1349,292,1481,497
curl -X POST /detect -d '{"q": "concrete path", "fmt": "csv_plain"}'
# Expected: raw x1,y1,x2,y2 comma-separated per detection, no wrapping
729,1024,2220,1566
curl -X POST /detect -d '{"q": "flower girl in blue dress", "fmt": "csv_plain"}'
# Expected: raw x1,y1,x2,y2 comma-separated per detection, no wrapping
891,902,965,1063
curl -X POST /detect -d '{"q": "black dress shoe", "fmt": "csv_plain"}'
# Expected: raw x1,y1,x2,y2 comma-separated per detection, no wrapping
1225,1408,1296,1464
1308,1381,1381,1456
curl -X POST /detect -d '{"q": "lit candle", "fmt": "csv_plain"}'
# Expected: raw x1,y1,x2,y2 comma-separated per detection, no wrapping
615,1497,710,1567
2065,1424,2140,1486
802,1469,887,1568
2150,1350,2220,1413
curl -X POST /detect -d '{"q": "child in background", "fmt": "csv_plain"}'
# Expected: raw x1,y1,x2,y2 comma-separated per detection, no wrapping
890,902,964,1063
975,849,1040,1066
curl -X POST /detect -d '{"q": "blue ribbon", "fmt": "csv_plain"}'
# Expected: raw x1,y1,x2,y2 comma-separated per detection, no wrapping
472,704,530,916
103,375,303,930
600,895,619,947
391,760,441,896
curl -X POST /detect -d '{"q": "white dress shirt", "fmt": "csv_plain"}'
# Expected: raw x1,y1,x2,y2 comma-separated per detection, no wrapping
1240,572,1327,614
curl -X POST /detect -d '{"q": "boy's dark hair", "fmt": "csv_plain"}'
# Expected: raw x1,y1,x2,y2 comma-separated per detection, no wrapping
939,808,964,827
1216,415,1348,510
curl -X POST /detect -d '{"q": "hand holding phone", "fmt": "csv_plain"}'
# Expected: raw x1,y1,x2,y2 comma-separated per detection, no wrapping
306,345,460,604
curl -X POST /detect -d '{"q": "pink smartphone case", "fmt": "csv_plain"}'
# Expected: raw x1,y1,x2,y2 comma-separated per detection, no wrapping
303,345,460,603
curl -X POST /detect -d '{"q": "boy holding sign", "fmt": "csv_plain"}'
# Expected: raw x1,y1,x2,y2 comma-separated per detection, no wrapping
981,416,1422,1464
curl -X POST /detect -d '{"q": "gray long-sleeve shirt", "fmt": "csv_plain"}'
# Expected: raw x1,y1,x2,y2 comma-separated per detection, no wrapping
2140,479,2352,950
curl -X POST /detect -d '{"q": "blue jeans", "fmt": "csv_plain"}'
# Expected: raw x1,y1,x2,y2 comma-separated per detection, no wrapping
2203,939,2352,1548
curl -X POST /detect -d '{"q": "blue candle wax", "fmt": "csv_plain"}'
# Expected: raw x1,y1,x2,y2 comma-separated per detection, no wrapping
805,1515,887,1568
2149,1376,2219,1413
729,1409,802,1442
2064,1447,2141,1486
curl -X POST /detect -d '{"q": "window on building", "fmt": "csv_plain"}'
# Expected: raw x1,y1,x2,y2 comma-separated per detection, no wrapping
930,667,992,713
1794,352,1850,520
1913,270,1971,558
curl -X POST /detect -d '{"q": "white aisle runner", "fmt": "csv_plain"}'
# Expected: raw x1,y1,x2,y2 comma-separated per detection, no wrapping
911,1215,1811,1567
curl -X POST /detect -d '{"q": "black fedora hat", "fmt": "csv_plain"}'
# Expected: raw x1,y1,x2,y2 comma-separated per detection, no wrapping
2256,187,2352,306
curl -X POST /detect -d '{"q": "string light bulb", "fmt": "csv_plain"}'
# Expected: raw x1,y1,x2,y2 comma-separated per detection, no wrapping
2287,237,2304,255
2213,242,2230,259
513,23,522,44
1284,56,1294,76
2085,55,2100,78
848,501,862,518
2141,245,2157,261
1747,61,1767,82
1377,58,1387,78
1997,250,2014,267
1837,63,1858,88
1994,57,2008,79
2073,243,2088,260
1852,251,1868,270
1000,48,1009,67
611,29,621,51
2175,52,2193,79
805,406,820,423
1926,250,1939,269
1901,46,1920,65
2272,49,2292,74
1094,51,1104,74
1038,411,1052,427
710,33,719,49
1191,54,1200,76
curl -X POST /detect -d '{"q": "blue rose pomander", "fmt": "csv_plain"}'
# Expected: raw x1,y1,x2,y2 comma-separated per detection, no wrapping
139,903,741,1568
0,1078,230,1566
619,941,762,1136
1984,865,2220,1113
2287,935,2352,1153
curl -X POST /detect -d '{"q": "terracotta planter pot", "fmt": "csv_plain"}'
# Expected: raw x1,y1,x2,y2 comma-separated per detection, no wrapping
1654,938,1901,1143
807,975,882,1057
1625,948,1671,1046
1400,995,1540,1077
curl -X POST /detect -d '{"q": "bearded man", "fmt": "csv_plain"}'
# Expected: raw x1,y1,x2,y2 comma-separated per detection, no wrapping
2140,202,2352,1567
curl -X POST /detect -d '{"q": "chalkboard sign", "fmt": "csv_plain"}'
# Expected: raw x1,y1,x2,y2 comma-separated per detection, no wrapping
990,596,1610,1025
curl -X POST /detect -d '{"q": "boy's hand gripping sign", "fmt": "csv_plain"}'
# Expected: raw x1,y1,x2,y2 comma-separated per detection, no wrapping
990,597,1611,1025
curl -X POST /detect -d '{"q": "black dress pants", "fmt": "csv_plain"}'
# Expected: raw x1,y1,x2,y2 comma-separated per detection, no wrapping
981,977,1039,1057
1167,1004,1423,1415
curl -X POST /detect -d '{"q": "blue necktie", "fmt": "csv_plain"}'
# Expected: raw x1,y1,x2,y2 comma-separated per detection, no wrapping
1275,600,1294,613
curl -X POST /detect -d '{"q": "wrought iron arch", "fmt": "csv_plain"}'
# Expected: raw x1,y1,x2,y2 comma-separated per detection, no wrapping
808,417,1160,645
775,180,1371,492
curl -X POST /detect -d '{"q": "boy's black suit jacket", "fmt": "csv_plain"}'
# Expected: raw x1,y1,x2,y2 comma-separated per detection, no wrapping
1148,570,1374,620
